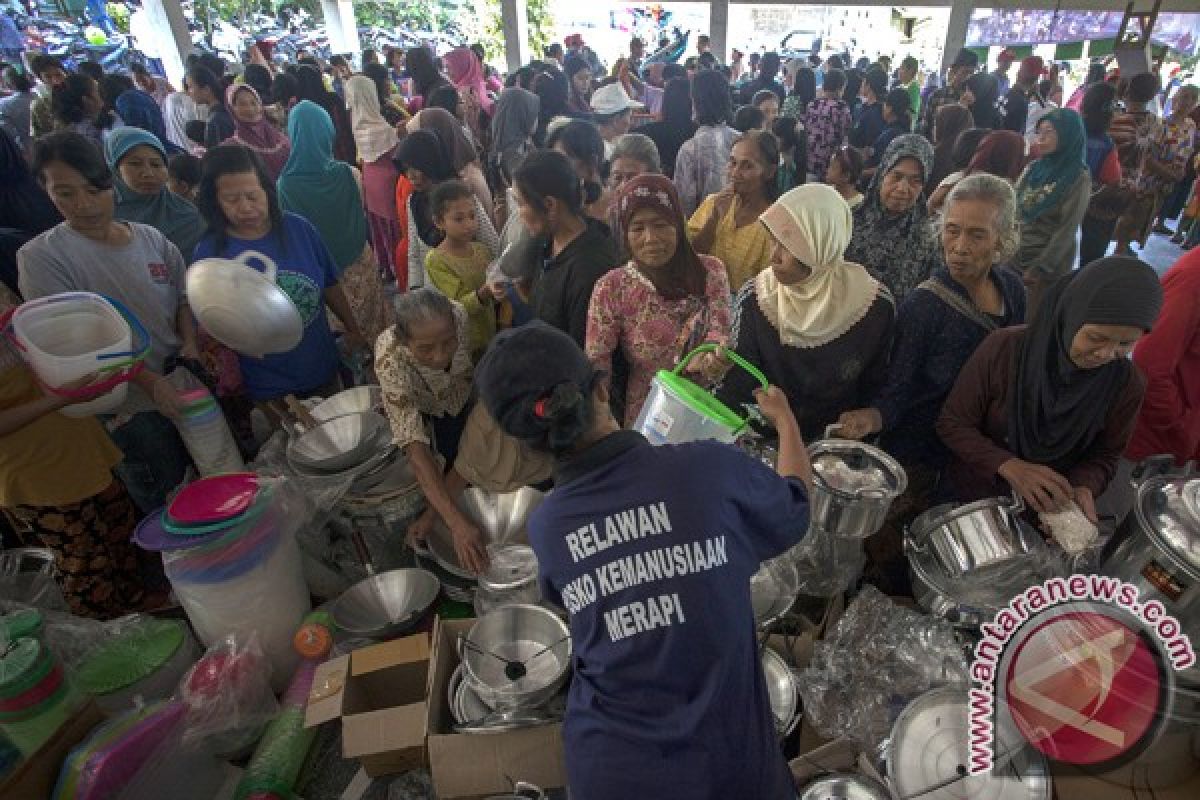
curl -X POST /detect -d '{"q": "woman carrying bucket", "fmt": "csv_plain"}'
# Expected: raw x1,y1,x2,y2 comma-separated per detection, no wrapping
17,132,198,515
714,184,896,441
585,174,731,426
0,286,148,619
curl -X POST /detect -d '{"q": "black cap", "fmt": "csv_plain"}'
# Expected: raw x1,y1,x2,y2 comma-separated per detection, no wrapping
952,48,980,69
476,322,597,443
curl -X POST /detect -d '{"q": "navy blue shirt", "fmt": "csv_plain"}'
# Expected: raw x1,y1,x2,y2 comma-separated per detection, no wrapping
193,213,341,401
529,431,808,800
875,265,1026,468
850,101,886,150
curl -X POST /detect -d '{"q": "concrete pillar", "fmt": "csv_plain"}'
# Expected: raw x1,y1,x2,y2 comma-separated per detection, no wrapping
942,0,971,74
709,0,729,64
320,0,360,57
501,0,529,75
143,0,192,91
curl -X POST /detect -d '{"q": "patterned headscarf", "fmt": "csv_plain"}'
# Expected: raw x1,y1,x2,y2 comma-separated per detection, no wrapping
1015,108,1087,222
225,84,291,178
845,134,939,301
444,46,494,115
617,174,705,300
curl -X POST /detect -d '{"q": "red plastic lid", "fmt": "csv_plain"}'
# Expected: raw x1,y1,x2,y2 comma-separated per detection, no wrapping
167,473,259,526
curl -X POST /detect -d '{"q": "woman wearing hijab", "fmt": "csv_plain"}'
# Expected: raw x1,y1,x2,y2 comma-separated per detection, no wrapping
405,45,449,114
938,256,1162,521
962,72,1001,129
278,101,393,347
345,75,403,285
226,84,291,180
585,175,732,425
845,134,940,302
103,127,206,262
295,64,356,164
489,86,540,189
444,46,493,147
393,129,499,291
715,184,895,441
928,129,1025,215
0,128,62,295
638,77,696,179
1014,108,1091,314
408,107,493,223
532,67,569,146
927,103,974,192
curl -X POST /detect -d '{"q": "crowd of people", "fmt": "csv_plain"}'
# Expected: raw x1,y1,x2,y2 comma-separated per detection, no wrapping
1,29,1198,798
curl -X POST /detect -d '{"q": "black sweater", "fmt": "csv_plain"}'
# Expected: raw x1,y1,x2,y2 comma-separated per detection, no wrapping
530,218,620,347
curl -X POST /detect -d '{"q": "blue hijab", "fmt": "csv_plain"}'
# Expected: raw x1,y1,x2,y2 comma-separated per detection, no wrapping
276,100,366,271
1016,108,1087,222
104,127,207,262
114,89,181,155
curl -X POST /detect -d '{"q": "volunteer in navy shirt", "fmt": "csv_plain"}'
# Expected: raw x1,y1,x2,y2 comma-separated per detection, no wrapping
193,144,368,402
477,322,812,800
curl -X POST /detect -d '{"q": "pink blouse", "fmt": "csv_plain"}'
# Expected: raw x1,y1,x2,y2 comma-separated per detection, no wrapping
586,255,732,425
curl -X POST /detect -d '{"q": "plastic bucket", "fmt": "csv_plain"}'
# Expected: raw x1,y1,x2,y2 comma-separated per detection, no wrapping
633,344,768,446
9,292,146,417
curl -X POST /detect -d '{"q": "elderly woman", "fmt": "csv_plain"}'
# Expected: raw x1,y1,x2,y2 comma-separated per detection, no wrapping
716,184,895,441
845,134,940,302
586,175,731,425
226,84,292,180
103,127,206,263
838,176,1027,589
278,101,394,347
1014,109,1092,315
937,256,1162,521
606,133,661,250
688,130,779,293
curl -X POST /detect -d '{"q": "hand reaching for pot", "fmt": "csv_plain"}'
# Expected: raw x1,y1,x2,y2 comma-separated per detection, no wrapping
998,458,1073,514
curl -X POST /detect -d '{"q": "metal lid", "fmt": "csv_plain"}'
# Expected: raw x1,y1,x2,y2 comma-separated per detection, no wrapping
1135,477,1200,578
76,619,186,695
808,440,907,499
798,773,891,800
478,545,539,593
887,686,1050,800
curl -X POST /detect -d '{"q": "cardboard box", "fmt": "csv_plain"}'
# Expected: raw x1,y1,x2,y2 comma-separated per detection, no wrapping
305,635,431,778
427,617,567,800
0,699,104,799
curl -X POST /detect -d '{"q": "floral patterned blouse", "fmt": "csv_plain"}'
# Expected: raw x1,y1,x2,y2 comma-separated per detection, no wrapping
802,96,852,178
585,255,732,425
375,302,473,449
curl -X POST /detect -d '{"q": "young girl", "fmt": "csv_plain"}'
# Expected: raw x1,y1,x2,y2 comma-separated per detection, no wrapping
824,145,864,210
425,180,504,359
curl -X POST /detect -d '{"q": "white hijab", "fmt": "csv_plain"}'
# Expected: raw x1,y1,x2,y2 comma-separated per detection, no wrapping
344,76,399,164
756,184,882,349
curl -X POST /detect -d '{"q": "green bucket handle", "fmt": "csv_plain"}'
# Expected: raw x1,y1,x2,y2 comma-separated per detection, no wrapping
674,344,769,392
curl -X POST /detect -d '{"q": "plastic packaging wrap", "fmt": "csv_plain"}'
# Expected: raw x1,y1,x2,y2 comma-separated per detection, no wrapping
0,548,68,611
796,586,969,752
167,367,245,477
161,477,312,692
178,632,279,758
74,616,198,715
785,526,866,597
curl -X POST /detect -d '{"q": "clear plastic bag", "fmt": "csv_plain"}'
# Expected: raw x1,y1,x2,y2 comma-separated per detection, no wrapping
178,632,279,758
786,526,866,597
0,547,69,611
167,367,245,477
796,586,969,752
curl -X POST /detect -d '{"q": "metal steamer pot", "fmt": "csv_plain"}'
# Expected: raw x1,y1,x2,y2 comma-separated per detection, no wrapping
807,431,907,540
1101,462,1200,681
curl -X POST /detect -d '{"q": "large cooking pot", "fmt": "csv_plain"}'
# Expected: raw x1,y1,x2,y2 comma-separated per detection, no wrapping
807,430,907,540
908,495,1046,578
1101,460,1200,684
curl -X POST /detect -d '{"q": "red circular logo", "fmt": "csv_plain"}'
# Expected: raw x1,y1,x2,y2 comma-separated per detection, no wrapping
1003,610,1163,765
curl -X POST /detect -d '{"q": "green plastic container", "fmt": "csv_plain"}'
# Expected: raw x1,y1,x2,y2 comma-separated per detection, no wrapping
0,639,80,757
75,619,195,714
0,610,43,644
633,344,768,445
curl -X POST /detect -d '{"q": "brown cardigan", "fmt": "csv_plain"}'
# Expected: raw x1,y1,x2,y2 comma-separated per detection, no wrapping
936,326,1146,501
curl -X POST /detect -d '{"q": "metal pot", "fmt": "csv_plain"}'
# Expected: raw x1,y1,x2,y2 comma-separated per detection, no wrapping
459,604,571,711
751,557,800,627
1087,675,1200,789
807,433,907,540
1100,462,1200,682
797,773,891,800
474,545,541,616
331,568,440,639
909,495,1046,578
762,647,800,737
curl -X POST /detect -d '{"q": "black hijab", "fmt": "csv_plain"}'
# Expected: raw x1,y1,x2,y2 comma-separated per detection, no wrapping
1009,257,1163,470
393,130,456,248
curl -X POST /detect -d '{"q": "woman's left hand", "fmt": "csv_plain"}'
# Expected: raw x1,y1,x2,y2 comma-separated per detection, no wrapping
1073,486,1098,525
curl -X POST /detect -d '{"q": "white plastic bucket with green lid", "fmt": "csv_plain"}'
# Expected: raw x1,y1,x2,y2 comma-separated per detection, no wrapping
634,344,768,446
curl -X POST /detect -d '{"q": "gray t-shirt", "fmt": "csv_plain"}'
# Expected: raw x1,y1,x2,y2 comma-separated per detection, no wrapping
17,221,187,376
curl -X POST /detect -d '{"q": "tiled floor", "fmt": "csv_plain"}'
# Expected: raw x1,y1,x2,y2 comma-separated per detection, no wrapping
1111,224,1190,276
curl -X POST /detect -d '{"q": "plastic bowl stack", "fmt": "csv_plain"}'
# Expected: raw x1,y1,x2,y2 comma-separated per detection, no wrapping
174,387,244,476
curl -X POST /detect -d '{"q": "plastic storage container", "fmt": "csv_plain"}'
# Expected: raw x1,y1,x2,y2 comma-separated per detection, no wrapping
0,638,82,756
75,619,198,715
10,292,141,417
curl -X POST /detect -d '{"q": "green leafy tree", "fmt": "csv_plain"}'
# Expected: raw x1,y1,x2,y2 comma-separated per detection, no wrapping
479,0,554,64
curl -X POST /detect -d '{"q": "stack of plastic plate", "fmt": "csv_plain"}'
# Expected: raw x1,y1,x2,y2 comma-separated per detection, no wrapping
174,390,245,476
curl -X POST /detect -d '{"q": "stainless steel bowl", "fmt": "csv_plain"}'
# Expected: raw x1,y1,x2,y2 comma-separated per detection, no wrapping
186,255,303,358
287,412,390,472
311,386,384,423
331,568,440,638
422,488,546,578
762,647,799,737
798,773,892,800
461,604,571,711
